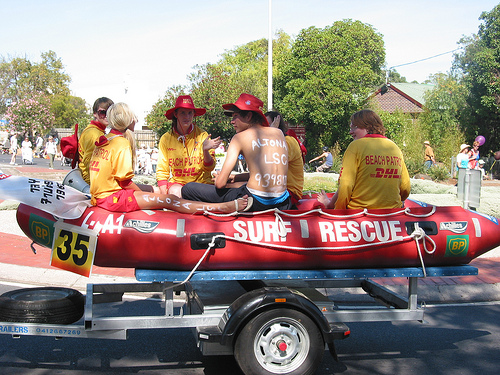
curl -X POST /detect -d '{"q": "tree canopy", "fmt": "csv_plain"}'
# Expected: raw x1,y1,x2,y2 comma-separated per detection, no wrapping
0,51,88,134
454,4,500,153
274,19,386,155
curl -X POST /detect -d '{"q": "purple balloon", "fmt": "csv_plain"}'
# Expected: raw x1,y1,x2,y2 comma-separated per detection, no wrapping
475,135,485,146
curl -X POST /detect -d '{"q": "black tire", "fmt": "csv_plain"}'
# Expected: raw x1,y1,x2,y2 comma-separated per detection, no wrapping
234,308,324,375
0,287,85,324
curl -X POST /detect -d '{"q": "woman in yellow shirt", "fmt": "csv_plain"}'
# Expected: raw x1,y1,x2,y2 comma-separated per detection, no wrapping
318,109,410,210
156,95,221,197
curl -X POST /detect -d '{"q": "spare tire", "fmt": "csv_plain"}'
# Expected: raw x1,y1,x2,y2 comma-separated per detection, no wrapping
0,287,84,324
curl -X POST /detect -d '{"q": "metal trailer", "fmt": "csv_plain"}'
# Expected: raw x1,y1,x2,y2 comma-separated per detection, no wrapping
0,265,478,375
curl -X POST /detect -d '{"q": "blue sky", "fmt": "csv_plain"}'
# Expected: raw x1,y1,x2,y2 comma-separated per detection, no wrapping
1,0,498,126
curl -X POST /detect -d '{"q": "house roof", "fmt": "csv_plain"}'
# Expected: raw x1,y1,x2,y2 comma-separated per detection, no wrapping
371,82,435,114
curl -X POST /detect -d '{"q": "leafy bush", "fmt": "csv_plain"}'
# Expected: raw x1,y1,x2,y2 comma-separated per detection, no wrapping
405,159,425,176
427,165,450,182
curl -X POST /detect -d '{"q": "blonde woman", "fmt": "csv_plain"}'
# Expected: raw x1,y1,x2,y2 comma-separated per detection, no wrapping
89,103,248,214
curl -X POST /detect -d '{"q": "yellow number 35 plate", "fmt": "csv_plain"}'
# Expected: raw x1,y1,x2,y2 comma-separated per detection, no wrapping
50,221,99,277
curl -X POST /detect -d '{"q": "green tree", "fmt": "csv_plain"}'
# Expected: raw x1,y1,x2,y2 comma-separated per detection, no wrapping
145,85,186,138
51,94,91,129
454,4,500,153
275,20,386,157
419,73,467,166
189,63,244,140
0,51,71,114
146,31,292,140
385,69,408,83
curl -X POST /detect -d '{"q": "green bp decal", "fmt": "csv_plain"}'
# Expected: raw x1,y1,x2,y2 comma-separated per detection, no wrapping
29,214,56,247
445,235,469,257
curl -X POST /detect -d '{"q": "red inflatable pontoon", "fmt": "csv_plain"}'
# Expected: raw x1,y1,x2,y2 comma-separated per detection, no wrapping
16,197,500,271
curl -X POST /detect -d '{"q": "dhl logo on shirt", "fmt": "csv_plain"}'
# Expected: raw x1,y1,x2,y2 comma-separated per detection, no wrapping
370,168,401,179
90,160,100,172
173,167,198,177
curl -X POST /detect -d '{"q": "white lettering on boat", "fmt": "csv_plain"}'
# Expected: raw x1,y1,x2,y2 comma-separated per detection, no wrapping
233,220,292,242
232,219,404,244
318,220,403,243
81,211,125,234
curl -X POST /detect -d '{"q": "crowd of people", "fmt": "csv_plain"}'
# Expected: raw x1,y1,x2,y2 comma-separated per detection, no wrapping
455,141,487,179
423,138,487,179
2,131,65,168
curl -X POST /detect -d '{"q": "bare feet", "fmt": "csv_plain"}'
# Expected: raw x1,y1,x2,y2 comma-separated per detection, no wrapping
219,195,252,213
317,190,331,208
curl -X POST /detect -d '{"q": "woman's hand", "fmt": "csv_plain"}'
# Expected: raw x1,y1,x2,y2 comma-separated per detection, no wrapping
203,135,222,151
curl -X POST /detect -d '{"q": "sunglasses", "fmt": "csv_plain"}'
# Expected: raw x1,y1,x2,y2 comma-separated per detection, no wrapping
97,109,107,117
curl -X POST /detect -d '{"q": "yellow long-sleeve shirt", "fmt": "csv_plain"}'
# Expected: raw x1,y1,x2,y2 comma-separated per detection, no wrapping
156,126,215,187
89,132,135,205
78,121,106,184
285,135,304,201
335,135,411,210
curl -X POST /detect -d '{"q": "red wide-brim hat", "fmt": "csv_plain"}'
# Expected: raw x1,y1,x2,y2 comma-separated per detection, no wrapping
222,93,269,126
165,95,206,120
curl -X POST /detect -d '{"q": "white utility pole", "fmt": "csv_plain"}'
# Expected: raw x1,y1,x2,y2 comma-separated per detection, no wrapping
267,0,273,110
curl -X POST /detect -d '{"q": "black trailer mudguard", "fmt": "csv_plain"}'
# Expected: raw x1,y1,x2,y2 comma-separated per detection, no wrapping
219,286,335,347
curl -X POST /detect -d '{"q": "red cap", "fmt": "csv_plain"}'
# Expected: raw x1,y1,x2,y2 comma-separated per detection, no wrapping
165,95,206,120
222,93,269,126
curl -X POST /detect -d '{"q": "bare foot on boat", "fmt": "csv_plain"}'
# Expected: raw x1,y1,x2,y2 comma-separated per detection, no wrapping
317,190,330,208
218,195,252,213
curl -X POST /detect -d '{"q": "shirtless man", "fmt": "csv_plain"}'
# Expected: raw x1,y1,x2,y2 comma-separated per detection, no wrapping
181,93,291,212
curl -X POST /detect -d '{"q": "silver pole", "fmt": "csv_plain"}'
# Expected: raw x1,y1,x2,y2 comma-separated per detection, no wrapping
267,0,273,110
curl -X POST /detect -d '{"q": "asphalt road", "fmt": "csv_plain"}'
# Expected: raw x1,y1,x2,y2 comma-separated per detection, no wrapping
0,280,498,375
0,152,73,171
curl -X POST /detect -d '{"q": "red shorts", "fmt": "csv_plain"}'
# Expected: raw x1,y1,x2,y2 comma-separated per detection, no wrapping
95,189,141,212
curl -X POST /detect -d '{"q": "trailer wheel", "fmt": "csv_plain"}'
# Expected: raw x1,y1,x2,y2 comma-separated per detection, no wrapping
234,308,324,375
0,287,84,324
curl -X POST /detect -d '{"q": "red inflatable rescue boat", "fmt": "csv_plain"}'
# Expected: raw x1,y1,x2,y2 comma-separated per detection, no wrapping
16,197,500,272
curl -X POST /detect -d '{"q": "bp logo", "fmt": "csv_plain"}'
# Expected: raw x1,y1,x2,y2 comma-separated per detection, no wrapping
445,235,469,257
29,214,55,247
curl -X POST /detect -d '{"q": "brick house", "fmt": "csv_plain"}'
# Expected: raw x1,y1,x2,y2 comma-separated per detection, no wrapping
370,82,435,115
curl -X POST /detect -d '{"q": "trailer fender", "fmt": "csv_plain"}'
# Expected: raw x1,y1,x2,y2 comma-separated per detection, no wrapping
219,286,333,347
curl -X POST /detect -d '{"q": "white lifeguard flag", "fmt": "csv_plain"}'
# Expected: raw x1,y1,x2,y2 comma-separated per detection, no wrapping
0,173,91,219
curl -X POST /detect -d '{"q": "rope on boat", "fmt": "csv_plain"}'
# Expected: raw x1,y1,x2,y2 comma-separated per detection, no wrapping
205,204,437,219
410,223,437,277
192,205,439,281
176,224,438,285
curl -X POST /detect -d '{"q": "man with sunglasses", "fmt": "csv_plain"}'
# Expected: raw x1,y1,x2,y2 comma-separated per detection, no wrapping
78,97,114,184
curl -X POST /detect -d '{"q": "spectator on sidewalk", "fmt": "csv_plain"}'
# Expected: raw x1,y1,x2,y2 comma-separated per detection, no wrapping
45,136,58,169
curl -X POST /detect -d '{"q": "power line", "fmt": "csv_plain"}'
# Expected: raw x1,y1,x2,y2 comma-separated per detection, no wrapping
389,48,462,70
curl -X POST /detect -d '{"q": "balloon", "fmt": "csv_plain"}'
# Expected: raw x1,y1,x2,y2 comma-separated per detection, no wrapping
475,135,485,146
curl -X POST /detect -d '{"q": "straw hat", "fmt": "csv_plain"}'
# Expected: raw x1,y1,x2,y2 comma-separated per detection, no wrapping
460,144,470,152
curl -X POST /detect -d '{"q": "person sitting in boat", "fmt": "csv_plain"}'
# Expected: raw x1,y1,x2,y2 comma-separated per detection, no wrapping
181,93,291,212
318,109,410,209
89,102,249,214
78,97,114,185
156,95,222,198
265,111,304,209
